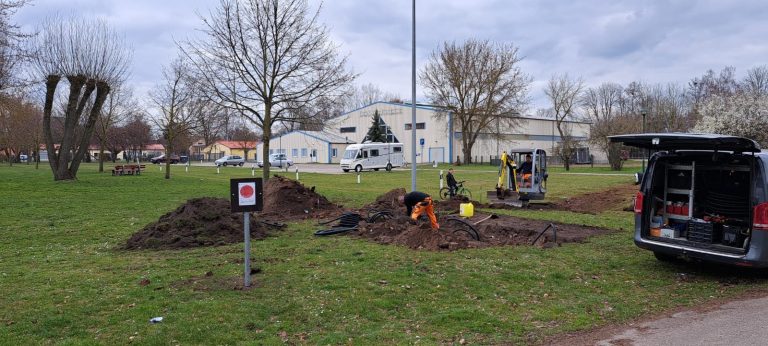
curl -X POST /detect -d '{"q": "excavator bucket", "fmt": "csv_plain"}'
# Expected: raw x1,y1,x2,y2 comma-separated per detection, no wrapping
486,189,528,207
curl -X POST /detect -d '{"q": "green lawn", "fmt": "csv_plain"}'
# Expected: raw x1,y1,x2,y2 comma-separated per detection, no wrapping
1,163,767,345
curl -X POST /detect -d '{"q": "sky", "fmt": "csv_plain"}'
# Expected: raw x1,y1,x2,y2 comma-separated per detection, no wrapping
15,0,768,112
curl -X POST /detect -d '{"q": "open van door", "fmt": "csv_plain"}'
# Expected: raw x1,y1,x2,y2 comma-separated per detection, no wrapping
609,133,761,152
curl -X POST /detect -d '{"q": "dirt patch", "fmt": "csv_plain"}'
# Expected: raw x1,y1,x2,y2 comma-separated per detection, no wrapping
352,212,611,251
549,184,638,214
261,175,343,219
123,197,272,250
346,190,612,251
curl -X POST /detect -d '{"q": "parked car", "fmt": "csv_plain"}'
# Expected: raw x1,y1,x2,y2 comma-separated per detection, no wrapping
610,133,768,267
150,154,180,164
19,154,28,162
215,155,245,167
179,155,189,164
257,153,293,168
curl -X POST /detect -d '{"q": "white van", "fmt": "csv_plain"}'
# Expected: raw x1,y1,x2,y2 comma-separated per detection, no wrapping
340,142,405,172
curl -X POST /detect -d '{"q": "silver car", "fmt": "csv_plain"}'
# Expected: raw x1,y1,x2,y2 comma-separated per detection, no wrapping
214,155,245,167
258,153,293,168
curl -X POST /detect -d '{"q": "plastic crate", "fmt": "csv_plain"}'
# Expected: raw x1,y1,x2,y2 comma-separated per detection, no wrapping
688,220,717,243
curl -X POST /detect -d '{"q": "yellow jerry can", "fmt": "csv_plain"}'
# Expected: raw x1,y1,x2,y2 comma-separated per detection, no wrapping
459,202,474,218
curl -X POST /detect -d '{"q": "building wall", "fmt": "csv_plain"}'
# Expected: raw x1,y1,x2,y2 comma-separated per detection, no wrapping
256,132,335,164
327,103,452,164
326,102,606,164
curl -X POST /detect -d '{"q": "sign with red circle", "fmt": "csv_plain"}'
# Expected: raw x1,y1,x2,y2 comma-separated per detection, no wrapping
230,178,263,212
240,184,254,199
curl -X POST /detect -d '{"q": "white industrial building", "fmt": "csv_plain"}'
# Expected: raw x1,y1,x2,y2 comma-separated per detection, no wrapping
256,130,352,164
259,101,602,165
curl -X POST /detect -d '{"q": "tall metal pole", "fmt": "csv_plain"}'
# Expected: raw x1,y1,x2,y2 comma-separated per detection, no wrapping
243,212,251,287
410,0,417,191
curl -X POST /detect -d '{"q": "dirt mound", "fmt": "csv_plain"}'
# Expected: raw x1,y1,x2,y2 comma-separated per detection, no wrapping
362,188,467,215
261,175,342,219
553,183,638,214
363,188,406,211
350,211,612,251
124,197,270,250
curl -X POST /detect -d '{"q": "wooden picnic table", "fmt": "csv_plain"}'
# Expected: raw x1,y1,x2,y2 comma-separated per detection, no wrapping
112,164,146,176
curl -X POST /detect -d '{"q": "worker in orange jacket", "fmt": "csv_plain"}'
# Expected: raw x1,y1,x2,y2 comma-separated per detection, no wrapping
398,191,439,230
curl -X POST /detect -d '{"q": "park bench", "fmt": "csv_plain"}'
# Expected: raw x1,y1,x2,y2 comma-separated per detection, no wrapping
112,164,146,176
111,165,124,176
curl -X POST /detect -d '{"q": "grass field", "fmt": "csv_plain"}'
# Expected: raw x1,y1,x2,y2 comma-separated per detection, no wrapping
1,163,767,344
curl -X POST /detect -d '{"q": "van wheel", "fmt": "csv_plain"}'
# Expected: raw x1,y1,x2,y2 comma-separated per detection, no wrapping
223,162,228,167
386,163,392,172
374,168,380,171
653,251,677,262
342,169,349,173
355,165,363,173
239,162,244,167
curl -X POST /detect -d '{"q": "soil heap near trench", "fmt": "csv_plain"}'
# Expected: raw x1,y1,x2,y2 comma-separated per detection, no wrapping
125,176,342,250
552,183,638,214
260,175,342,219
349,188,613,251
123,197,269,250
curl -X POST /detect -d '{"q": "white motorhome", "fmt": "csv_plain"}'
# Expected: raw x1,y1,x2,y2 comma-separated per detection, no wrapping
340,142,405,172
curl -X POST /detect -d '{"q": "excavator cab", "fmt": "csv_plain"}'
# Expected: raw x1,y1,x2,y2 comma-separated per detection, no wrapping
486,149,548,207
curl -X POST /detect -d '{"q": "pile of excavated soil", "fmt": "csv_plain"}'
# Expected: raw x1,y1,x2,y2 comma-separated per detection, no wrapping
361,188,466,215
123,197,270,250
261,175,342,219
348,190,613,251
552,183,638,214
353,212,612,251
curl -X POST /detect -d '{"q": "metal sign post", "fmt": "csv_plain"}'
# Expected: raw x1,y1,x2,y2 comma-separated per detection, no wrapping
230,178,263,287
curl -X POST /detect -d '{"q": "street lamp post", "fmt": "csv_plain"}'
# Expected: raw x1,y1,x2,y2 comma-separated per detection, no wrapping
641,108,647,172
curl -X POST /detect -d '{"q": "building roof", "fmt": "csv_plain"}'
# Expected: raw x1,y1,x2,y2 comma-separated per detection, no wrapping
215,140,259,149
144,144,165,151
278,130,351,144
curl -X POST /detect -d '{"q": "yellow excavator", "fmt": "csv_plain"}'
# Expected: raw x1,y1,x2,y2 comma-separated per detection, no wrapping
487,149,548,207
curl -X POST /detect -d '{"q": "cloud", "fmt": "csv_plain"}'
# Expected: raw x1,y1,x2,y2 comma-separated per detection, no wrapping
15,0,768,112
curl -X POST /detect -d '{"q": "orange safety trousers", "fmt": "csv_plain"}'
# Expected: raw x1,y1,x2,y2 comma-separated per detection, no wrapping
411,197,440,230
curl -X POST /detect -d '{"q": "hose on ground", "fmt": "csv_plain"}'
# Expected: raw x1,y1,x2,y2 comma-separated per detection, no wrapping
531,223,557,245
444,217,481,241
314,210,394,236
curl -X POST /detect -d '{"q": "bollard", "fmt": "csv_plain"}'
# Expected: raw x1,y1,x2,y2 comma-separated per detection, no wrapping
295,168,299,180
217,166,220,174
357,172,361,184
185,165,188,173
251,165,255,177
160,165,162,171
439,170,444,189
433,160,437,168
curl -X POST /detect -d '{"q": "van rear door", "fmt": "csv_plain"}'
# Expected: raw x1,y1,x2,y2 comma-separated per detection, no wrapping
609,133,761,152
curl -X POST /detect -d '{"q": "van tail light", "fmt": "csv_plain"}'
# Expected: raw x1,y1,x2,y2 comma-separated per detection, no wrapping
634,191,644,214
754,202,768,231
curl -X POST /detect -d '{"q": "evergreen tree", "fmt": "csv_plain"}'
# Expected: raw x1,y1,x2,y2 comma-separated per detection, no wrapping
365,109,387,142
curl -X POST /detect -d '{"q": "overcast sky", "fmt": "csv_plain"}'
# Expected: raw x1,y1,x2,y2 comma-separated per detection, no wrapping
16,0,768,111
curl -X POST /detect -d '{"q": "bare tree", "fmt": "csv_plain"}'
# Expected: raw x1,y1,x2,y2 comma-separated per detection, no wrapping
346,83,401,109
743,65,768,97
94,85,137,172
121,115,151,162
149,58,197,179
182,0,356,180
0,0,31,95
421,39,530,164
30,16,130,181
188,95,226,160
581,82,630,170
544,73,583,171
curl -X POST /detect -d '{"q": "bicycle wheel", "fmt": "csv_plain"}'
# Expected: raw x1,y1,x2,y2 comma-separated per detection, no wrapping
459,188,472,201
439,187,450,200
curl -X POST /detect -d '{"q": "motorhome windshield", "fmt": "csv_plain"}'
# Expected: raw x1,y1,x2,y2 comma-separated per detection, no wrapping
343,149,358,160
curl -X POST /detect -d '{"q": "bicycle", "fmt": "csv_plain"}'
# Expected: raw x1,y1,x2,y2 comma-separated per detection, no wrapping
439,181,472,201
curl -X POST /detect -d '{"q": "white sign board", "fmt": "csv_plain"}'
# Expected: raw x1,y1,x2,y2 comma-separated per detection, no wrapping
238,182,256,206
